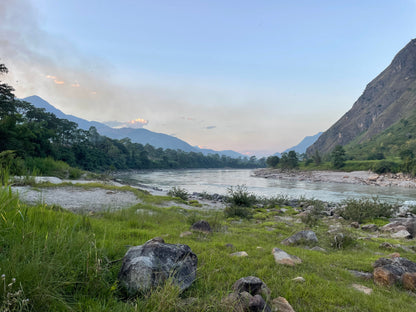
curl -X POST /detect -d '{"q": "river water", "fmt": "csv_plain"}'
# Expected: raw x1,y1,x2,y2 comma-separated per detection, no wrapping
117,169,416,204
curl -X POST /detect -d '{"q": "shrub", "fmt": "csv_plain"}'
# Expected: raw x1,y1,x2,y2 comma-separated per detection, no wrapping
226,185,257,207
224,205,252,219
167,186,189,200
372,160,399,174
338,197,398,223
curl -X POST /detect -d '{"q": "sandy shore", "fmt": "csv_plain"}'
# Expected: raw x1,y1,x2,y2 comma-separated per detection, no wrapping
253,169,416,188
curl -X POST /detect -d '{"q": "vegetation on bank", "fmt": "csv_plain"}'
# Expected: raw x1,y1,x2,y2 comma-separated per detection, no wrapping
1,178,415,311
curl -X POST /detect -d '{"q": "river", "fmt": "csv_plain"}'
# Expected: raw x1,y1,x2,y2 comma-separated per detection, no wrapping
116,169,416,204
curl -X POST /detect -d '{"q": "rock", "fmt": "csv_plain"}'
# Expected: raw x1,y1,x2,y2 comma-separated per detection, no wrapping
225,243,235,249
281,230,318,246
391,230,411,239
230,251,249,257
179,231,192,238
223,277,272,312
118,237,198,296
292,276,305,283
361,224,378,232
373,256,416,287
379,242,394,249
271,297,296,312
232,276,271,300
380,221,407,233
402,272,416,290
249,294,270,312
352,284,373,295
190,220,212,233
348,270,373,280
350,222,360,228
388,252,401,258
310,246,326,252
272,247,302,266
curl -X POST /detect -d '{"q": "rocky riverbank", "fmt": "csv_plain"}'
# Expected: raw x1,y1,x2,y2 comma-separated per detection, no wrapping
253,169,416,188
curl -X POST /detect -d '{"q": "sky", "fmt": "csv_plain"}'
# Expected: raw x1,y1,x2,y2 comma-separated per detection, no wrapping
1,0,416,156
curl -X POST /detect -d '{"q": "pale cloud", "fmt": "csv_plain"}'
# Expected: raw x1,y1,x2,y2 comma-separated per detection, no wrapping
71,82,80,88
206,126,216,130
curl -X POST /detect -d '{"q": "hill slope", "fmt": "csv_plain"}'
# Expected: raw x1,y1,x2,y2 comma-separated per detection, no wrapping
307,39,416,156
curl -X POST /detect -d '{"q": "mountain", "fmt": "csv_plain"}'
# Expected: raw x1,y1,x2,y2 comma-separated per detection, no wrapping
23,96,244,157
280,132,322,155
307,39,416,156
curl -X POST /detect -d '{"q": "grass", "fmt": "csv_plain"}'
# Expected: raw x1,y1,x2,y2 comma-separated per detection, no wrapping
1,182,416,311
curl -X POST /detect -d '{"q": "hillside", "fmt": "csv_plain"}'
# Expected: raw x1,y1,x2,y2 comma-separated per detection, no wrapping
307,39,416,156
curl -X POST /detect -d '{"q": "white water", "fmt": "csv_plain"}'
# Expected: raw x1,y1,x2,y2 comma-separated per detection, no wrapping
117,169,416,204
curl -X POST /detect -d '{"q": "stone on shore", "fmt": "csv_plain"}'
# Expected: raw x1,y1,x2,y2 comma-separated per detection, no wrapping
271,297,296,312
230,251,249,257
118,237,198,296
373,256,416,287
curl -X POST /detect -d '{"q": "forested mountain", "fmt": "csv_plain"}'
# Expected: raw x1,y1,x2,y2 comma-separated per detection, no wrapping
307,39,416,156
0,65,264,173
24,95,243,157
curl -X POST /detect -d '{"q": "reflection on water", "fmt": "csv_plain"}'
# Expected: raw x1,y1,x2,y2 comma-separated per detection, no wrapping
118,169,416,204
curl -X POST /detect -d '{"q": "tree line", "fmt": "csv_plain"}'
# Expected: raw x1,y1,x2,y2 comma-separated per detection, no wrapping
0,64,266,175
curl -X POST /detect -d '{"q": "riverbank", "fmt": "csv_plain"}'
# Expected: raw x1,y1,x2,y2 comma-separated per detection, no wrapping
253,169,416,188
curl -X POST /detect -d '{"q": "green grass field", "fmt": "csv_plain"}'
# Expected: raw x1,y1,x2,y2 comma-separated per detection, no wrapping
1,183,416,311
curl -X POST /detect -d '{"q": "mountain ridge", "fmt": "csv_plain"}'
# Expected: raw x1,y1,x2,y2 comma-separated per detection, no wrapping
307,39,416,156
23,95,244,158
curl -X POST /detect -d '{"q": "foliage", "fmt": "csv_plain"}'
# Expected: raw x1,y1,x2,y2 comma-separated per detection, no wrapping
279,151,299,169
167,186,189,200
300,200,325,227
372,160,400,174
224,205,253,219
226,185,257,207
330,145,346,169
338,197,398,223
266,155,280,168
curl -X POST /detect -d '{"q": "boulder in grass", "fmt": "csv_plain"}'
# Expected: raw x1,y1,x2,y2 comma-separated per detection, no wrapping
271,297,296,312
373,256,416,287
272,247,302,266
402,272,416,290
190,220,212,233
281,230,318,246
222,276,272,312
118,237,197,296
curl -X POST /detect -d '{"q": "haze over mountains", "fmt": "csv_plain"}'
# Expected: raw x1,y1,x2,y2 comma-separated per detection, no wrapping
307,39,416,156
24,96,244,158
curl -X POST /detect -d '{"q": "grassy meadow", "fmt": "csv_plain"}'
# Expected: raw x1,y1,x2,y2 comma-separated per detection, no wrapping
1,181,416,312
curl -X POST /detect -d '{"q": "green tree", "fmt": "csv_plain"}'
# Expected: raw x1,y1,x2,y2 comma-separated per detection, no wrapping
331,145,346,169
280,150,299,169
266,155,280,168
312,150,322,165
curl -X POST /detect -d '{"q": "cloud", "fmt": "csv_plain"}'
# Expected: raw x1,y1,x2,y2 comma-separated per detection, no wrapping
206,126,216,130
103,118,149,129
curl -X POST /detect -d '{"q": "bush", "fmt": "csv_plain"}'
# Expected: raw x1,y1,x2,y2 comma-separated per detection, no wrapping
372,160,400,174
338,197,398,223
224,205,252,219
167,186,189,200
226,185,257,207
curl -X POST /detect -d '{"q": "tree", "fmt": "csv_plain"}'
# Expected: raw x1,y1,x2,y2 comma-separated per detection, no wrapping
312,150,322,166
331,145,346,169
280,150,299,169
266,155,280,168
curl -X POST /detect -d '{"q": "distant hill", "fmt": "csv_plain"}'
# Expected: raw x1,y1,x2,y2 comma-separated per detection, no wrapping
281,132,322,154
272,132,322,157
23,96,244,158
307,39,416,156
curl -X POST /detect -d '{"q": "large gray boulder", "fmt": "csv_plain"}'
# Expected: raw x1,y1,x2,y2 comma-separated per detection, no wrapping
118,237,198,296
281,230,318,246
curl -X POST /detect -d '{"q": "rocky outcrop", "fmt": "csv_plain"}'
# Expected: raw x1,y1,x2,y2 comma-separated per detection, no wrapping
307,39,416,156
118,237,197,296
373,256,416,287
